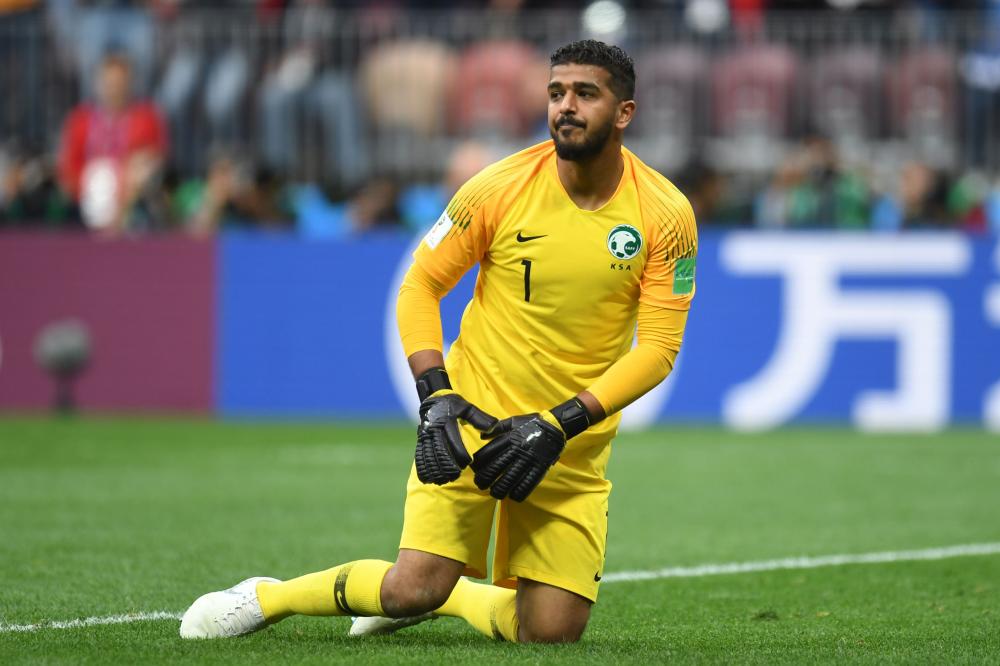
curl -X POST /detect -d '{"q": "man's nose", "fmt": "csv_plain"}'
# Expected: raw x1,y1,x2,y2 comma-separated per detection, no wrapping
558,92,577,113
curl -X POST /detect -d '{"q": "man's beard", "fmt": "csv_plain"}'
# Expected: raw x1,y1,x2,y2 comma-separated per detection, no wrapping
550,116,614,161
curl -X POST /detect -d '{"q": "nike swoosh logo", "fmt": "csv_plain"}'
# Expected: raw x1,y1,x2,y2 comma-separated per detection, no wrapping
594,572,602,582
516,232,547,242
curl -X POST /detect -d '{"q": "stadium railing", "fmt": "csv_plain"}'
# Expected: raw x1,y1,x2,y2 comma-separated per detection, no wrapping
1,8,999,186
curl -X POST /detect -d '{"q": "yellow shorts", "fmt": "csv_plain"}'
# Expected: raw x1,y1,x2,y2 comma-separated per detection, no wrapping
399,422,612,602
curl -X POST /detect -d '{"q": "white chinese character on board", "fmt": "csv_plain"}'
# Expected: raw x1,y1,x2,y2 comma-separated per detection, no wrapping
721,234,971,432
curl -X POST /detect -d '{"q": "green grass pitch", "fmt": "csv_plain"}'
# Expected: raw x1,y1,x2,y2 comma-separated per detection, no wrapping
1,417,998,664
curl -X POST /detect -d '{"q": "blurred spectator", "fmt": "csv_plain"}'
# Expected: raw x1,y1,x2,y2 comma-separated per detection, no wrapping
0,4,995,236
362,39,455,138
986,182,1000,232
754,154,804,229
711,44,799,172
888,47,958,169
0,143,76,228
398,140,496,232
870,161,951,230
57,52,168,233
154,10,253,172
257,0,369,187
360,39,456,176
754,136,869,228
181,151,292,236
947,170,990,232
633,45,709,174
202,48,253,147
677,162,725,225
448,40,549,141
48,0,156,97
959,0,1000,170
809,48,883,165
730,0,765,36
292,176,400,239
0,2,46,148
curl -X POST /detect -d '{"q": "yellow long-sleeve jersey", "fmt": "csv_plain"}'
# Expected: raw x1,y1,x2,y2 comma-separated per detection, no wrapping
398,140,697,447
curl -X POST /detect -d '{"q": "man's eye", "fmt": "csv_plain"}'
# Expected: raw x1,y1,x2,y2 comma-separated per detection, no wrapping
549,92,563,101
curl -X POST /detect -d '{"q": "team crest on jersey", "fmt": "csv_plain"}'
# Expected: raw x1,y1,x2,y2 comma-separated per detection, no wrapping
606,224,642,260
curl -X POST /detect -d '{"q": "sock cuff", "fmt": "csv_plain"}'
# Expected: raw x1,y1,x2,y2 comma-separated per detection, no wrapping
435,577,519,642
491,588,519,642
338,560,392,617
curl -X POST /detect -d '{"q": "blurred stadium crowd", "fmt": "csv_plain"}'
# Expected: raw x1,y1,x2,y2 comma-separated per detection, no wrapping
2,0,1000,236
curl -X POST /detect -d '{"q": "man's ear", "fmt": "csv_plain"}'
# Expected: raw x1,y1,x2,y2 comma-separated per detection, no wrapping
616,99,636,130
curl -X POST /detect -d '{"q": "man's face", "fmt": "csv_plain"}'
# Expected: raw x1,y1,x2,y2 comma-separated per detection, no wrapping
98,61,131,111
547,63,620,161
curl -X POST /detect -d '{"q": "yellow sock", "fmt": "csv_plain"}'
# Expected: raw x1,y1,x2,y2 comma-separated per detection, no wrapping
435,577,519,642
257,560,392,622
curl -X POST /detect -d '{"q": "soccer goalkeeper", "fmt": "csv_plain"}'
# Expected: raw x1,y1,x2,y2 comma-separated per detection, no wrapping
180,39,697,644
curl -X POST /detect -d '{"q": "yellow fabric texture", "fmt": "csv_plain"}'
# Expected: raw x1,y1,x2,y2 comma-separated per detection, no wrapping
400,430,611,603
587,303,689,414
396,262,448,356
404,140,697,430
397,262,687,417
256,559,391,621
435,577,519,642
397,139,695,603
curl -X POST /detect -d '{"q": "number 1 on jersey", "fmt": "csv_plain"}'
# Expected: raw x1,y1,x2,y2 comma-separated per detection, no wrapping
521,259,532,302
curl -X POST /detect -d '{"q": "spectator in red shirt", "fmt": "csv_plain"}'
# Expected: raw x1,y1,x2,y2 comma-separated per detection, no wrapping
58,52,168,233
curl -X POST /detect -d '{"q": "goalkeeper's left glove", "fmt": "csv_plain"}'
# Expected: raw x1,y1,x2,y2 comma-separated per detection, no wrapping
470,397,591,502
414,367,498,485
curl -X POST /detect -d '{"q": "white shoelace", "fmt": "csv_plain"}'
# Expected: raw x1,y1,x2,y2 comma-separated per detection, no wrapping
213,591,262,635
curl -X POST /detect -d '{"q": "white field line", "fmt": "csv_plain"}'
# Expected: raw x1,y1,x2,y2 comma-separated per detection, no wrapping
3,542,999,634
0,610,182,634
601,542,1000,582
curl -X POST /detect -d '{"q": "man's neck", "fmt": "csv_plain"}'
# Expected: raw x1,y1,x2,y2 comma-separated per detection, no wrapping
555,142,625,211
99,98,129,115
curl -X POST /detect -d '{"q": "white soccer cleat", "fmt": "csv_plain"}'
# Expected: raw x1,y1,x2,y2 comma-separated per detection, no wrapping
179,576,279,639
348,612,437,637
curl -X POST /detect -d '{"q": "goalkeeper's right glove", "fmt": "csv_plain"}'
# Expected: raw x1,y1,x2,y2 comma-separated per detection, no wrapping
471,397,590,502
414,367,498,485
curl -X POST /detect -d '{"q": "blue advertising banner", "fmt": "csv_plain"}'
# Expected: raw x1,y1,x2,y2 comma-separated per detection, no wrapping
674,233,999,430
218,231,1000,431
217,231,410,417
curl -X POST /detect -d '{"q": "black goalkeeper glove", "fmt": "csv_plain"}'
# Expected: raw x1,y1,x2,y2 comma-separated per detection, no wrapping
414,368,498,485
471,397,591,502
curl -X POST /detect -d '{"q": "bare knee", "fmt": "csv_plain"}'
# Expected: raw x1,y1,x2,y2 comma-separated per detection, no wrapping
516,578,591,643
519,617,588,643
380,549,464,617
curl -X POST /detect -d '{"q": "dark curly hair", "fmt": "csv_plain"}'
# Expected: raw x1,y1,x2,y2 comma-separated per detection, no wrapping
550,39,636,101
